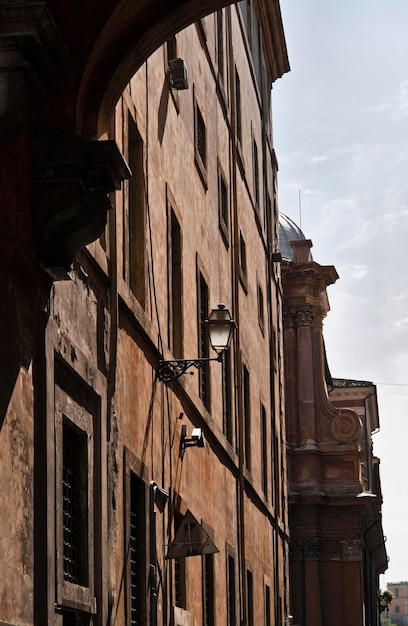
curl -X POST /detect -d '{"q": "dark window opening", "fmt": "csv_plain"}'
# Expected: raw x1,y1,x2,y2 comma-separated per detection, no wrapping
227,555,236,626
246,569,254,626
218,164,229,246
261,405,268,496
129,473,147,626
202,554,215,626
239,231,248,291
258,283,265,333
243,365,251,470
126,113,146,307
196,105,206,168
222,348,233,445
264,584,271,626
235,69,242,144
252,136,259,208
63,419,88,587
169,209,183,358
217,10,224,83
174,513,187,609
198,273,210,410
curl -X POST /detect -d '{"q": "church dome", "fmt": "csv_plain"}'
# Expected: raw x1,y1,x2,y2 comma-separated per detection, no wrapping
279,213,307,260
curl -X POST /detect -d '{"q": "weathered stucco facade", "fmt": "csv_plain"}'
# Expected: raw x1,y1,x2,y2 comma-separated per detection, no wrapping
0,2,290,625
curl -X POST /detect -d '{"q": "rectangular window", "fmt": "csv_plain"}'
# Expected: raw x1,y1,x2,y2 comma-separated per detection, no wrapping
174,513,187,609
125,111,146,307
129,473,147,625
222,347,233,445
264,584,271,626
243,364,251,470
195,100,207,188
227,554,236,626
239,231,248,292
63,419,89,587
257,283,265,334
55,372,96,617
202,554,215,626
246,569,254,626
198,273,210,410
235,69,242,144
168,203,183,358
261,404,268,497
217,10,224,83
252,136,259,209
218,162,229,246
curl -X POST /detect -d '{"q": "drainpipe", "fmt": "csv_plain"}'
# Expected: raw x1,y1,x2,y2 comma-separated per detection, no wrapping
227,6,247,624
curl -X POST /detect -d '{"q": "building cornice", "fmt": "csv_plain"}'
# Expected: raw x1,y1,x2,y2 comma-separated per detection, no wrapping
254,0,290,82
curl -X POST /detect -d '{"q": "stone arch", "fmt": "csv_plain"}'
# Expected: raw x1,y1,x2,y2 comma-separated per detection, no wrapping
76,0,236,138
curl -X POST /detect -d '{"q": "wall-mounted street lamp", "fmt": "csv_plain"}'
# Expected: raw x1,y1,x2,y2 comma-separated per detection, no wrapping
158,304,236,382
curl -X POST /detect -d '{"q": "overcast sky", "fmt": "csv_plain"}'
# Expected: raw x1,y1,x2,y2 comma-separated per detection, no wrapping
273,0,408,585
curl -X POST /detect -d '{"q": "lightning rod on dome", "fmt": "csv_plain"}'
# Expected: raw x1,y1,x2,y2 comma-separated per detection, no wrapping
298,189,302,231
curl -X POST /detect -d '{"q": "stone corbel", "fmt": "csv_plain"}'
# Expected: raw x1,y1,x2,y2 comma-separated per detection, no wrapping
0,3,65,139
33,137,131,279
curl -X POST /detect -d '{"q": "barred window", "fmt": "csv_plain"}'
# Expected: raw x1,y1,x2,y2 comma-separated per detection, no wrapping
129,473,147,625
63,419,89,586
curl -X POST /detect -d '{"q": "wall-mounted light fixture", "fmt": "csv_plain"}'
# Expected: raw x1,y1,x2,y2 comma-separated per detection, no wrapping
158,304,236,382
181,425,205,450
168,58,189,90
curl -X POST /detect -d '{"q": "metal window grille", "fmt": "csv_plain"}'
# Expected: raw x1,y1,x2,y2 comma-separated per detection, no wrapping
62,420,88,586
130,474,146,626
203,554,215,626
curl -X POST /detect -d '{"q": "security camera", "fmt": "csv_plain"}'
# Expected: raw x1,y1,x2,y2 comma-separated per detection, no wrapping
191,428,205,447
182,426,205,449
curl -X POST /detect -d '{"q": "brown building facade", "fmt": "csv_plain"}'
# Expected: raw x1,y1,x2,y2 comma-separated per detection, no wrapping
0,2,290,626
387,582,408,625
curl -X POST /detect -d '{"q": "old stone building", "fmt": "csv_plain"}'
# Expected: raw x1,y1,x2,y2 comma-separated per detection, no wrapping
281,231,388,626
0,1,290,625
387,581,408,625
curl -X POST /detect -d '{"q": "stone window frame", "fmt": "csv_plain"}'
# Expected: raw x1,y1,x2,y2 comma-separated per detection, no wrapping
124,448,150,626
42,320,107,624
55,381,96,614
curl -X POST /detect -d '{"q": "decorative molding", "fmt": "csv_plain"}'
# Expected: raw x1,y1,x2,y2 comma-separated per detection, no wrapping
33,137,131,278
283,303,314,328
331,410,362,443
290,538,363,562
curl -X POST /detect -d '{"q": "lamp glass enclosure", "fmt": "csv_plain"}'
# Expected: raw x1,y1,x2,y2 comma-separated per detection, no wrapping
206,304,235,355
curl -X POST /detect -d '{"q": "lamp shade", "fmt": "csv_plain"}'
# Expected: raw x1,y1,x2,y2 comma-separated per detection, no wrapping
206,304,236,355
